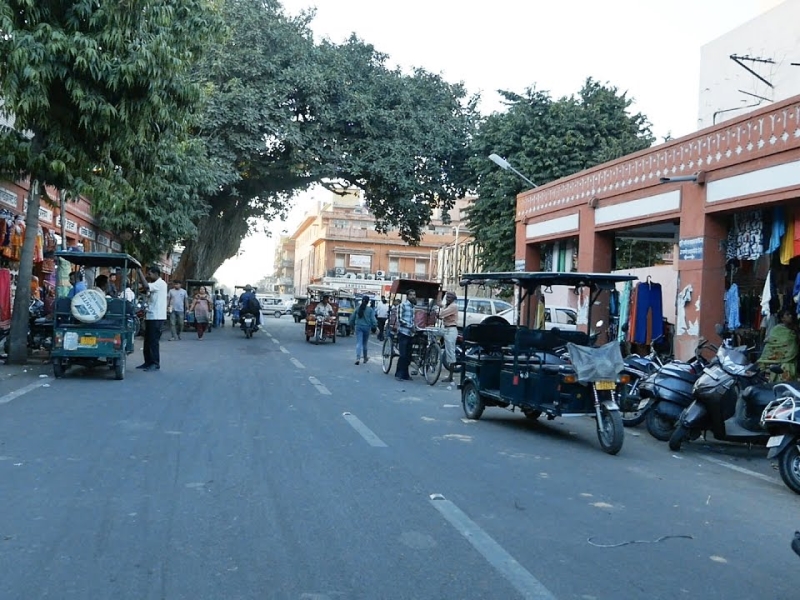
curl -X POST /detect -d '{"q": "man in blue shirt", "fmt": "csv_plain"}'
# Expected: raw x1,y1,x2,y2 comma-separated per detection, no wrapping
67,271,87,298
238,285,261,330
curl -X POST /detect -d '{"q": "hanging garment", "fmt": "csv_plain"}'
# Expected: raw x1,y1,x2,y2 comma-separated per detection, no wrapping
632,281,664,344
617,281,632,343
725,224,738,262
628,283,640,343
725,284,741,329
782,211,795,265
735,211,764,261
0,269,10,328
768,206,786,254
793,273,800,315
794,211,800,259
761,272,772,317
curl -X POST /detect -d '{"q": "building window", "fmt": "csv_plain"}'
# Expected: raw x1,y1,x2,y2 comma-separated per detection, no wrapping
415,260,427,276
389,258,399,273
335,254,346,268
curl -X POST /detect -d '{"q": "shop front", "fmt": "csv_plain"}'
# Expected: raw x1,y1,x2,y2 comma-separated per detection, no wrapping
515,95,800,361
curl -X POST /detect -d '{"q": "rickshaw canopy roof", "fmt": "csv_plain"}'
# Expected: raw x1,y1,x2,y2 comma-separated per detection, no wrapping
54,251,141,269
460,272,638,292
307,285,340,296
389,278,441,298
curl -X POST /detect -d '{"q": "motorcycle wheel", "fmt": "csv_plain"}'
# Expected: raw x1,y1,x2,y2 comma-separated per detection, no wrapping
462,382,485,420
646,406,675,441
522,408,542,420
382,338,394,374
423,342,442,386
114,354,126,380
618,382,647,427
596,402,624,455
53,359,66,379
668,422,688,452
778,443,800,495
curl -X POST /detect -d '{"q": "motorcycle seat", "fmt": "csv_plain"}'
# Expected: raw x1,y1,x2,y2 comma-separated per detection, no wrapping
656,364,699,384
742,381,800,409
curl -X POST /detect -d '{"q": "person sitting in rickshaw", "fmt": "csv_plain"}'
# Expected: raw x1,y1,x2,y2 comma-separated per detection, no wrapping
315,295,335,320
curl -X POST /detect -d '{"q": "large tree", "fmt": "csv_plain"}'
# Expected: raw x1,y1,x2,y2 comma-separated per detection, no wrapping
465,79,655,271
0,0,218,362
173,0,476,279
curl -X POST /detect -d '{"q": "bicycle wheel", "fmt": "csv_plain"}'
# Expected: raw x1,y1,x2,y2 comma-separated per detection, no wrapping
382,337,394,374
424,341,442,385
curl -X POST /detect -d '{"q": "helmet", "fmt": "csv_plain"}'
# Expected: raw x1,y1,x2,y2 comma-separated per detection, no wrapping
245,284,252,291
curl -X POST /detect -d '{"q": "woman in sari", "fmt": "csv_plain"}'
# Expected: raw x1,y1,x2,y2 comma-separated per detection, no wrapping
758,309,799,382
189,287,213,340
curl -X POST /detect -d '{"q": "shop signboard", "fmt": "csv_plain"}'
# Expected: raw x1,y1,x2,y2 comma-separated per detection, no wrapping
0,186,18,209
678,237,704,261
111,241,122,251
79,226,96,241
55,215,78,233
515,259,526,272
39,207,53,223
349,254,371,268
97,234,111,248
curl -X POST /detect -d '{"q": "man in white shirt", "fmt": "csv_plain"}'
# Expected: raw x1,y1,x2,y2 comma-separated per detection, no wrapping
137,265,167,371
375,296,390,341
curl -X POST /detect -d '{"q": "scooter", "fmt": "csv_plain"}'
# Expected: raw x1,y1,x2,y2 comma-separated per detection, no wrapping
638,339,715,441
761,384,800,494
241,312,257,339
668,344,774,451
618,335,668,427
2,299,53,354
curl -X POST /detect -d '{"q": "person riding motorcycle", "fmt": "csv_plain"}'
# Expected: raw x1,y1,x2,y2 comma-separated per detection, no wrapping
238,285,261,331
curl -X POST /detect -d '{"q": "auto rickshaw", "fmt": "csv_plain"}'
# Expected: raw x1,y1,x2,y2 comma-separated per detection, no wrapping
305,285,338,344
336,291,356,337
185,279,216,332
51,251,142,380
457,271,637,455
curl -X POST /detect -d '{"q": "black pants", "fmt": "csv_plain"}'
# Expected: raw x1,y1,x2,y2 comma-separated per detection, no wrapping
144,320,164,367
395,333,413,379
377,317,387,340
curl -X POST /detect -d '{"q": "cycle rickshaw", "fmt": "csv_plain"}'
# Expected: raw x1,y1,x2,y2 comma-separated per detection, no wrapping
305,285,339,344
380,278,445,385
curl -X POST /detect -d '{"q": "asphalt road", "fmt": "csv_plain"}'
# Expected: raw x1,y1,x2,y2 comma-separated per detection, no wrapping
0,316,797,600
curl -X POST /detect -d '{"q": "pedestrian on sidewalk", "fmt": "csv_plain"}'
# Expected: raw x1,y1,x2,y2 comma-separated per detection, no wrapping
168,280,188,340
350,295,377,365
437,290,459,383
137,265,167,371
375,296,389,341
189,286,213,339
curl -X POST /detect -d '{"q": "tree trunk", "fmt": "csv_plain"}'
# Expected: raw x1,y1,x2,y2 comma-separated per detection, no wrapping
173,201,251,281
8,180,41,364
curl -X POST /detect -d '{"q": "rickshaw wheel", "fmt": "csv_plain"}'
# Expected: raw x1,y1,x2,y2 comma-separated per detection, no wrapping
114,354,126,380
462,382,485,420
423,342,442,386
382,338,394,374
596,402,624,455
522,408,542,420
53,359,66,379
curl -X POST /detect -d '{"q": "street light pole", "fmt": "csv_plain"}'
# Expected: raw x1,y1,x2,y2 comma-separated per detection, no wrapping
488,153,538,189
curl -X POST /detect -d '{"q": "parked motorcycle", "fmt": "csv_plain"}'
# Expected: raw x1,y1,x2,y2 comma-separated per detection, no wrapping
241,312,257,339
668,344,773,451
761,383,800,494
793,531,800,557
618,335,669,427
638,339,715,441
1,299,53,354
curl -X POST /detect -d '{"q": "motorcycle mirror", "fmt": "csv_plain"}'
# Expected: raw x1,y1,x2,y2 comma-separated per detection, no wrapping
621,322,629,333
714,323,724,336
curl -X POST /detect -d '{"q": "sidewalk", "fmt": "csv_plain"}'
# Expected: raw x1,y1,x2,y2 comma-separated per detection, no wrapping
0,352,53,397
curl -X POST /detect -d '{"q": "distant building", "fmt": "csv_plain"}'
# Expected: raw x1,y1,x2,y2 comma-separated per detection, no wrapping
273,235,295,295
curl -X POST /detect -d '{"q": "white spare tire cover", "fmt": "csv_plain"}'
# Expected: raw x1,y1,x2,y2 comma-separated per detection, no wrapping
70,289,108,323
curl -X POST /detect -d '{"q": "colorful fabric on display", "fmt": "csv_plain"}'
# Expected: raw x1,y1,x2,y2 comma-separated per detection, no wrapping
734,211,764,260
0,269,10,328
761,270,773,316
617,281,632,343
768,206,786,254
724,284,741,329
632,281,664,344
627,283,640,342
781,210,795,265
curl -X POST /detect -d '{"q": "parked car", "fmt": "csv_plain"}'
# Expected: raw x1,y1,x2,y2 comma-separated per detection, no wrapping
490,305,578,331
258,296,290,318
456,297,513,328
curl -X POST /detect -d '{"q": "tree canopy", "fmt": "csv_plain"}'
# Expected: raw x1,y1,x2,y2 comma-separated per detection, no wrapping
464,80,655,271
0,0,219,361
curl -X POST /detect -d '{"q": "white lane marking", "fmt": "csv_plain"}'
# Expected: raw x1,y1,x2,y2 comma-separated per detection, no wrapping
342,412,387,447
429,494,557,600
0,381,45,405
308,376,331,395
699,455,782,487
271,338,280,344
291,358,305,369
280,346,290,354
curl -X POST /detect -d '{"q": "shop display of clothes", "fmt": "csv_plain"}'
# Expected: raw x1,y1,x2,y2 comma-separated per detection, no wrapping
0,269,11,328
628,280,664,345
617,280,632,343
725,284,741,329
768,206,787,255
726,210,765,262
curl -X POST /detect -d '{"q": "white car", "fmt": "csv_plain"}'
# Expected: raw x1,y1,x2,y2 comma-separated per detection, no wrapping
456,297,514,328
490,305,578,331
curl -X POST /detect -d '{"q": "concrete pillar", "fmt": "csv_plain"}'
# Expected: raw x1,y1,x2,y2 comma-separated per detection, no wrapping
577,205,614,331
674,184,726,361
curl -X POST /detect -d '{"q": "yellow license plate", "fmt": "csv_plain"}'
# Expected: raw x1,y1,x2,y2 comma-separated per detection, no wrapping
79,336,97,346
595,380,616,390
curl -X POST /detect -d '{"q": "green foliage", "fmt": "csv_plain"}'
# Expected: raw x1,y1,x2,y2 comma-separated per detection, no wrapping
465,79,655,271
615,239,673,270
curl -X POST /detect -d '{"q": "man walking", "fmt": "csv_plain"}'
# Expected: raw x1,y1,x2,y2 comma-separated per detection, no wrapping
394,289,416,381
168,280,188,340
438,291,459,383
214,292,225,328
375,296,389,341
137,266,167,371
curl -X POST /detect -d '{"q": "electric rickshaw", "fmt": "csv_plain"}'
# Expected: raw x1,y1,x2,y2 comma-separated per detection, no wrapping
51,251,143,380
305,285,339,344
336,291,357,337
457,272,637,455
380,278,445,385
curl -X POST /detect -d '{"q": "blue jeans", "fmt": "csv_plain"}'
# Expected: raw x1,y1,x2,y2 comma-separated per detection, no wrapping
214,309,223,328
355,326,370,360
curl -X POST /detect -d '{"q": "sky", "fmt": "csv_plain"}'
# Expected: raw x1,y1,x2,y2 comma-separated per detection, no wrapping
212,0,772,288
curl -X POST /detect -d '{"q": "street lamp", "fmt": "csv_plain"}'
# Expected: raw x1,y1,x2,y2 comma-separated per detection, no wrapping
488,153,538,189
